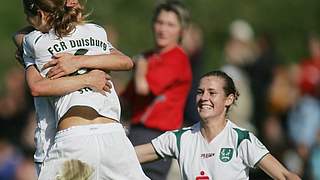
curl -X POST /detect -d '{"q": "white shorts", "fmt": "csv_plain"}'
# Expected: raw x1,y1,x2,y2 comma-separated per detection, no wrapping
38,123,149,180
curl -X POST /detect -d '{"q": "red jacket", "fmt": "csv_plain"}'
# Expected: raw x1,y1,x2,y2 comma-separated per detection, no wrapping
298,57,320,96
123,46,192,131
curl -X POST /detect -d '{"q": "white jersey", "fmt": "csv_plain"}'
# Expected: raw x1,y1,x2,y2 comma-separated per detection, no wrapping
23,23,121,127
33,97,56,163
151,120,269,180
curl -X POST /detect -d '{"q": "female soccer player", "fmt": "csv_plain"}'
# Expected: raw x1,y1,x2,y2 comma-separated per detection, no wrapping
19,0,149,179
135,70,301,180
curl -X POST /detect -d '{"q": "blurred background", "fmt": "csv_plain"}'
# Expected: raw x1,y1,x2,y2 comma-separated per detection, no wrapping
1,0,320,179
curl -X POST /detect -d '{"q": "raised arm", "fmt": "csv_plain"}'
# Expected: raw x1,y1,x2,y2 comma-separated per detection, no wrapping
26,65,110,97
134,143,160,164
258,154,301,180
133,55,149,95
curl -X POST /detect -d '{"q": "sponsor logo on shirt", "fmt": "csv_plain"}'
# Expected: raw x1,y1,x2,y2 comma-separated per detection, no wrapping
200,153,215,159
219,148,233,162
47,37,108,55
196,171,209,180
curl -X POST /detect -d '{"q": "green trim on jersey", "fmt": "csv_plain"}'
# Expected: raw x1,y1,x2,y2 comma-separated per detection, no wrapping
254,152,270,167
173,127,191,154
233,128,251,155
34,35,42,45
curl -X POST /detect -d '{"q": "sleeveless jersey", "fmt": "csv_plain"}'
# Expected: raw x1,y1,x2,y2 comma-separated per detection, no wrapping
151,120,269,180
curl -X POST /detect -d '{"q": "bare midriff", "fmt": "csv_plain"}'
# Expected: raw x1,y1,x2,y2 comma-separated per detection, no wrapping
58,106,117,131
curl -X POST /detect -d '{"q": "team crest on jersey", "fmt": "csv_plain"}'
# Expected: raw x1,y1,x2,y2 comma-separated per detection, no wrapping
219,148,233,162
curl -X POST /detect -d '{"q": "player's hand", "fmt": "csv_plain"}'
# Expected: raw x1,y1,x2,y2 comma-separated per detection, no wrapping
43,53,80,79
15,48,24,66
12,27,33,67
86,70,112,95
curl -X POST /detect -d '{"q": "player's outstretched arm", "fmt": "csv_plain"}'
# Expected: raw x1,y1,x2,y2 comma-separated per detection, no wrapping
134,143,160,164
43,49,133,79
26,66,111,97
258,154,301,180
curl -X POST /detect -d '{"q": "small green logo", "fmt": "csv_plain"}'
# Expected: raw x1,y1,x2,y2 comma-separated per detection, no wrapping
219,148,233,162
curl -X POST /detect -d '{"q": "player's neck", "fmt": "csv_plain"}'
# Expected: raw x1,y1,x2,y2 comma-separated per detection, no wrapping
200,118,227,143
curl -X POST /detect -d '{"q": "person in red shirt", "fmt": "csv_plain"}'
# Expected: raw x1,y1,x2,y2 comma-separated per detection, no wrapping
122,1,192,179
298,33,320,96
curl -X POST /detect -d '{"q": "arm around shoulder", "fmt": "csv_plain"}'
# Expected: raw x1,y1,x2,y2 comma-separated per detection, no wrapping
257,154,301,180
44,49,134,79
77,48,134,71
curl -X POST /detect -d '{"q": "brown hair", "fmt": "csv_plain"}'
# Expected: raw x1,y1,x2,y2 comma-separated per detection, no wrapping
23,0,87,38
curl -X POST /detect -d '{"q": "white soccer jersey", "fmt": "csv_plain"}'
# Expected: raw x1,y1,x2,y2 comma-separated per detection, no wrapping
23,23,121,127
152,120,269,180
33,97,56,164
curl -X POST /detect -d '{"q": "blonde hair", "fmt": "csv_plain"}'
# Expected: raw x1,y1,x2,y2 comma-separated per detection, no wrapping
153,1,190,37
23,0,87,38
153,1,189,29
56,159,94,180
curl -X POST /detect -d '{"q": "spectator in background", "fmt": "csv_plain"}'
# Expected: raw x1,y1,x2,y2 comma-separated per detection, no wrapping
297,33,320,96
266,65,300,176
0,67,34,145
0,138,25,180
122,1,192,179
221,19,256,132
286,33,320,178
246,34,287,178
181,23,204,127
247,33,278,136
0,67,36,180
